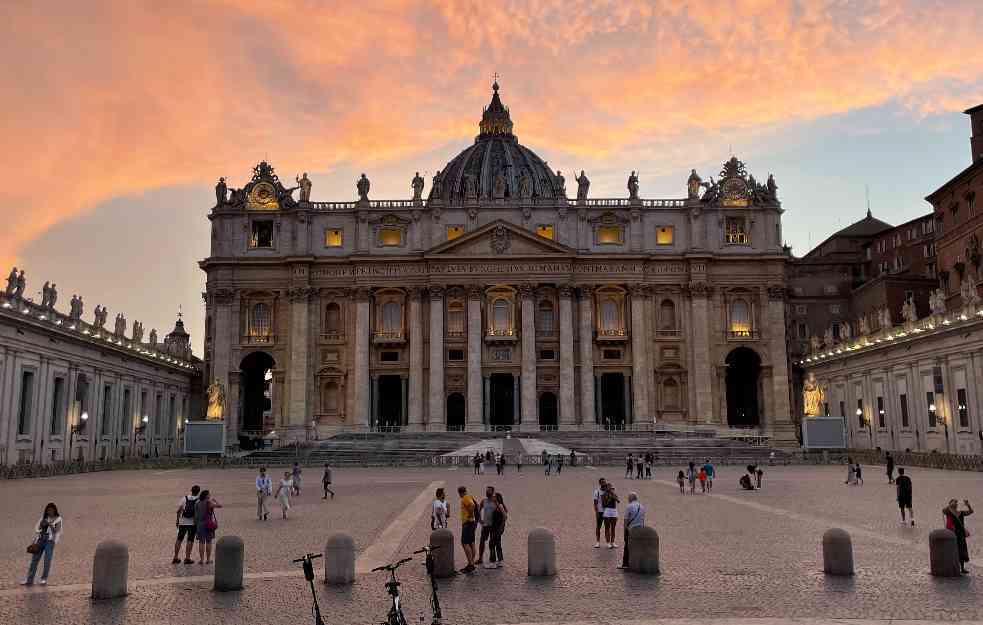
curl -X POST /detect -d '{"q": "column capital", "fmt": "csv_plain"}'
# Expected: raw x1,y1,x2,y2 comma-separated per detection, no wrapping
685,281,713,299
428,285,445,300
353,287,372,302
767,284,787,301
287,286,317,302
209,288,236,305
467,284,484,300
557,284,575,299
627,283,649,298
407,286,425,300
518,283,536,299
578,285,596,299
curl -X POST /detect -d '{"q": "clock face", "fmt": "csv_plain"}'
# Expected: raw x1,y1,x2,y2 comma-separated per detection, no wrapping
721,177,749,207
247,182,279,210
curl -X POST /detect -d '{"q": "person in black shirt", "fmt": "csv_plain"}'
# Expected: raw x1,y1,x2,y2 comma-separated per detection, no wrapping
885,452,895,484
895,468,914,526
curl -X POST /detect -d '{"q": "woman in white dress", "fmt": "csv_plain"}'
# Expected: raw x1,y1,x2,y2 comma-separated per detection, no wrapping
275,471,293,519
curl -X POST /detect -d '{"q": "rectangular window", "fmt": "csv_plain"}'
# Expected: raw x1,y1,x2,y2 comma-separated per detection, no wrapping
724,217,748,245
535,224,555,240
50,377,65,435
857,398,864,427
17,371,35,435
824,285,838,295
876,396,885,428
249,220,274,248
602,349,622,360
378,228,402,246
381,351,401,362
830,304,841,314
446,225,465,241
656,226,674,245
795,305,807,315
325,228,343,247
101,384,113,435
539,349,556,361
926,391,936,428
900,394,909,428
446,349,464,362
122,389,131,435
958,388,969,428
596,225,623,245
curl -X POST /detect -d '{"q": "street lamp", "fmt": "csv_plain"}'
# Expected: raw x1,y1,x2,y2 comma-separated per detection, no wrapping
69,411,89,456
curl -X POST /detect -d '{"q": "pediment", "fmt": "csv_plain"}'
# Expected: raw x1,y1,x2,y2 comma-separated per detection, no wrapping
426,220,576,257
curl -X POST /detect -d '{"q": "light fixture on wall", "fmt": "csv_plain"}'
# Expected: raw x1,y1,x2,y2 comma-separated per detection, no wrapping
69,411,89,450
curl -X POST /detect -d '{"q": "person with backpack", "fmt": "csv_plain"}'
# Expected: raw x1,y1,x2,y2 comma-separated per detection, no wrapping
194,490,222,564
173,485,199,563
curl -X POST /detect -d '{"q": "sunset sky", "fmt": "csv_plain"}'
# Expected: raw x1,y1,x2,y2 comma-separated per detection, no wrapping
3,0,983,354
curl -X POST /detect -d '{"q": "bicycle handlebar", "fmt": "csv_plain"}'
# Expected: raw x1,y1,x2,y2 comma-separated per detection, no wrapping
412,545,442,554
371,557,413,572
292,553,323,564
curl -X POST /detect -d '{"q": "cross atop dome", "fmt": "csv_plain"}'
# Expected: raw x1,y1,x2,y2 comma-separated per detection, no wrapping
479,77,514,138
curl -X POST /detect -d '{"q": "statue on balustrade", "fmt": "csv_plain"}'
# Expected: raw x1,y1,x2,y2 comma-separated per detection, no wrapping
687,169,702,199
215,177,227,206
431,170,443,198
858,315,869,336
48,284,57,310
823,326,834,347
901,295,917,323
518,169,532,199
554,170,566,198
132,321,144,343
411,172,425,201
93,305,107,328
879,306,892,329
206,380,226,420
356,173,371,200
574,170,590,201
809,335,821,353
114,313,127,337
14,270,25,299
41,281,51,308
627,171,640,200
463,173,478,200
149,328,158,346
766,174,778,199
960,271,980,309
5,267,16,296
929,288,946,315
296,173,313,203
802,372,826,416
69,295,83,321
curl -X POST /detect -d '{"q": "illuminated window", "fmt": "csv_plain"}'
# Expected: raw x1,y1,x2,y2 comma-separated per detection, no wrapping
597,225,623,245
325,228,343,247
656,226,674,245
491,299,511,335
446,225,464,241
250,303,272,337
729,299,751,336
724,217,748,245
378,228,402,247
250,221,274,248
598,296,624,335
536,224,555,240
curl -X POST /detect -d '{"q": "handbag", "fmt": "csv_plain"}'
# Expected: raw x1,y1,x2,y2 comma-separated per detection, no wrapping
27,533,43,554
205,512,218,531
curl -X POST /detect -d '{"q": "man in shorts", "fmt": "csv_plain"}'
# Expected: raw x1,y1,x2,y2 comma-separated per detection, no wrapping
895,468,914,526
458,486,479,573
172,485,199,564
702,459,715,492
476,485,496,565
592,477,608,548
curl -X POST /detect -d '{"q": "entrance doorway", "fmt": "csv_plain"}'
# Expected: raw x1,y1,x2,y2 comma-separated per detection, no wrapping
446,393,465,431
538,392,558,430
600,373,626,429
240,352,275,433
377,375,402,429
489,373,515,428
725,347,761,427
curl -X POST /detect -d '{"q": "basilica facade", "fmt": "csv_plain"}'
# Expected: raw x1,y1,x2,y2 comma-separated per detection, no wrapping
201,83,794,444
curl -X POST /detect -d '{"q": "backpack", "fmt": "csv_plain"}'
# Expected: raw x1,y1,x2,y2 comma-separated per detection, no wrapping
181,496,196,519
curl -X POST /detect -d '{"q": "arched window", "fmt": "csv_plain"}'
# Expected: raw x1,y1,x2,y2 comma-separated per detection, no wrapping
447,301,465,335
659,299,676,331
729,299,751,337
600,297,621,333
538,300,554,334
250,303,271,337
492,299,511,335
663,378,680,409
325,303,341,334
382,301,402,334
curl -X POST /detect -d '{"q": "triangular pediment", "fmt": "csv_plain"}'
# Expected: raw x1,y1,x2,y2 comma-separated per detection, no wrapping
425,220,576,257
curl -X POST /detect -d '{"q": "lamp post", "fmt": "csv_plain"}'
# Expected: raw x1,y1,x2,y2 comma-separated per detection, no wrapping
69,411,89,460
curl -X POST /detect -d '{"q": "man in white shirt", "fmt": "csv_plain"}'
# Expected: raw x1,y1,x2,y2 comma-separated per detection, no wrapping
256,468,273,521
173,485,200,564
619,492,646,569
592,478,607,548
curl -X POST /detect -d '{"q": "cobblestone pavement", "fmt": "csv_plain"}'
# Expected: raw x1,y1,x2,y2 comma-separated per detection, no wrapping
0,463,980,624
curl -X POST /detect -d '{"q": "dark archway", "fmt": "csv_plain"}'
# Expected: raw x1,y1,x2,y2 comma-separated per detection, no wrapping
377,375,403,429
538,392,558,430
600,373,626,429
725,347,761,427
446,393,465,431
489,373,515,428
240,351,275,433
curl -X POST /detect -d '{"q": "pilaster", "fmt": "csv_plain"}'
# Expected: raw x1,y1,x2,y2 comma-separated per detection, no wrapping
519,283,537,429
578,286,596,425
428,285,445,427
287,286,314,432
407,288,424,429
767,285,795,444
353,288,371,428
558,285,576,427
466,285,483,430
687,281,714,423
629,285,649,423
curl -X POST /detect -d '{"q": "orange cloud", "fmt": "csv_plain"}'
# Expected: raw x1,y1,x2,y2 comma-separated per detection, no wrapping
2,0,983,268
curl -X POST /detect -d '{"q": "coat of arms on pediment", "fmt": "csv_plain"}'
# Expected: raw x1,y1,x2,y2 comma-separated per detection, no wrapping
490,224,511,254
424,219,576,257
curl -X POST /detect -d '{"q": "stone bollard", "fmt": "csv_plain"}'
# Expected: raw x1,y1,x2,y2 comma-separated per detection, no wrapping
627,526,660,575
91,540,129,600
429,529,455,578
527,528,557,577
324,533,355,585
822,528,854,576
929,529,961,577
214,535,245,591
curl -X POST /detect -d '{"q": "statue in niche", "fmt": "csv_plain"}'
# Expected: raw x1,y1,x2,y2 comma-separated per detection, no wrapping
492,170,506,199
554,170,566,197
215,177,228,206
206,380,226,421
687,169,702,199
296,173,313,202
411,172,425,201
518,169,532,199
356,173,371,200
431,170,443,198
627,171,640,200
802,372,826,417
574,170,590,201
149,328,158,346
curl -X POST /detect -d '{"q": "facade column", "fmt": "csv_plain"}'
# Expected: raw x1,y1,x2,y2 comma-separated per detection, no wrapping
482,376,490,426
629,285,650,424
400,376,408,426
513,374,521,425
558,285,576,428
594,373,602,427
688,281,714,423
287,286,313,433
370,375,379,429
625,374,633,426
766,285,794,444
406,289,424,429
428,286,445,427
519,284,537,429
466,286,483,430
578,287,596,426
353,288,371,429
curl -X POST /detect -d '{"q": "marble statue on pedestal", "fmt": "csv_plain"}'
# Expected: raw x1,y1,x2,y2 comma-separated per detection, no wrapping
149,328,158,346
961,273,980,309
431,170,443,198
356,173,371,200
14,270,25,298
809,335,821,353
411,172,424,201
627,171,640,200
93,305,107,328
41,281,51,308
687,169,702,199
802,372,826,416
574,170,590,201
132,321,144,343
296,173,312,202
206,380,226,420
901,295,917,323
215,177,227,206
823,326,834,347
554,170,566,197
5,267,16,295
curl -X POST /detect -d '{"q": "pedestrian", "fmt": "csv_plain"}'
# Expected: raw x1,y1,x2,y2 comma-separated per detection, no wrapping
20,503,62,586
644,452,652,479
570,450,576,468
291,462,303,496
845,458,856,485
601,483,620,548
544,454,552,477
702,459,715,492
676,470,685,494
854,463,863,485
322,462,335,500
173,485,200,563
698,466,708,493
895,468,914,526
592,477,608,548
618,492,645,570
739,473,755,490
625,453,634,479
256,469,272,521
476,486,496,565
486,493,508,569
473,454,481,476
497,453,506,475
275,471,293,519
516,455,523,473
943,499,974,574
195,490,221,565
886,452,895,484
636,454,644,479
687,461,697,494
755,466,764,489
557,454,563,474
431,487,448,530
457,486,479,573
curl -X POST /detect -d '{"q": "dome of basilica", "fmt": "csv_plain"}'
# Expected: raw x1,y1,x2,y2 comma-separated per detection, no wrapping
428,81,565,203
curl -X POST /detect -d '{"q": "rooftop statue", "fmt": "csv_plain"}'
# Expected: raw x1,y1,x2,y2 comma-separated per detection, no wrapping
41,281,51,308
411,172,425,201
69,295,83,321
356,173,370,200
574,170,590,201
492,170,506,199
518,169,532,199
431,170,443,198
554,170,566,198
5,267,16,296
901,294,917,323
296,173,312,203
858,315,869,336
215,177,227,206
149,328,158,346
627,171,640,200
809,335,821,353
687,169,702,199
14,270,25,298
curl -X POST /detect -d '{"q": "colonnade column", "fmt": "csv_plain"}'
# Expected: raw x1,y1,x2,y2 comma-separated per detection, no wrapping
579,287,596,425
428,286,445,428
407,288,424,429
688,281,714,423
353,288,371,428
767,285,794,443
287,286,312,432
629,285,649,424
466,286,483,430
558,285,575,428
519,284,537,428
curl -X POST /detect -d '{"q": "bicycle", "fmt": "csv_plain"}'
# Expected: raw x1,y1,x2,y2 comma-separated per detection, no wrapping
292,552,326,625
412,545,443,625
372,556,413,625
